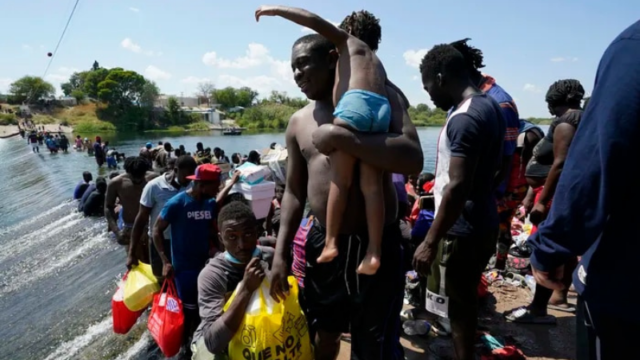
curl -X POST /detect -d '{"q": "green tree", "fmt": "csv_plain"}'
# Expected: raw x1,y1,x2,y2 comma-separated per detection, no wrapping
92,61,100,71
212,86,259,109
9,76,55,104
97,69,146,109
164,96,182,125
83,68,110,99
70,89,85,103
140,81,160,108
61,71,89,96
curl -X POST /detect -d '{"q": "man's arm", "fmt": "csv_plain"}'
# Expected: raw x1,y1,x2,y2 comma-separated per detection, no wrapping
536,123,576,205
274,115,308,259
216,171,240,204
528,37,640,271
104,178,121,236
320,87,423,174
152,215,171,264
256,6,349,46
199,267,241,354
128,205,151,266
425,115,480,244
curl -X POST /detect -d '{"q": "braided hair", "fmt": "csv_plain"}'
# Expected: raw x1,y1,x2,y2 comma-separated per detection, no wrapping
545,79,585,108
339,10,381,51
449,38,485,75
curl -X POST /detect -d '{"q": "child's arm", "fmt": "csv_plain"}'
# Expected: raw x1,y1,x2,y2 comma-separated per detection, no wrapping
256,5,349,46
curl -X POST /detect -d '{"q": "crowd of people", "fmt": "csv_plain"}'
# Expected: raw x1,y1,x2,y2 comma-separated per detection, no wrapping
64,9,639,360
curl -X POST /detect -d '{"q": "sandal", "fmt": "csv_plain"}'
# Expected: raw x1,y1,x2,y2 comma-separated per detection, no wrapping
547,303,576,313
504,306,557,325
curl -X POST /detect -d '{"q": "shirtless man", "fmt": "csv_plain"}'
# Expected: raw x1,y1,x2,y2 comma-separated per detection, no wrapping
256,6,390,274
269,34,423,360
105,156,158,262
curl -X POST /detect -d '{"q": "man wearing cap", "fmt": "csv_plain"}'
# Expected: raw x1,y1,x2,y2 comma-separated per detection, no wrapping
153,163,240,355
140,142,153,163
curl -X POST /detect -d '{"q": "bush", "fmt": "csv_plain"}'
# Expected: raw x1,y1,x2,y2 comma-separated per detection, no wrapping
73,119,117,133
0,113,18,125
186,121,210,131
32,114,57,124
237,103,296,130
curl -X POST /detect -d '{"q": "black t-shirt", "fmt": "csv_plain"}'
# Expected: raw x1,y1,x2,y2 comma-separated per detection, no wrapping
437,94,505,236
526,110,583,178
83,191,105,217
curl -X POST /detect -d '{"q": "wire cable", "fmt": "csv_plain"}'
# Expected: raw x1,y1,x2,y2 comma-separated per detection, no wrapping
42,0,81,78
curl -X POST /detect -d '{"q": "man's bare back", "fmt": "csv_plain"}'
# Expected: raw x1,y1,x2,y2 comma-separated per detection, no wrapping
109,172,158,224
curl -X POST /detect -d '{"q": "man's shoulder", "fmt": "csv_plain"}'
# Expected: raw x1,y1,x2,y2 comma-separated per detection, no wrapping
198,253,229,288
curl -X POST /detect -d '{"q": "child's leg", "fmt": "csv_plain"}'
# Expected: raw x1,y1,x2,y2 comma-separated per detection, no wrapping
357,162,385,275
318,149,356,263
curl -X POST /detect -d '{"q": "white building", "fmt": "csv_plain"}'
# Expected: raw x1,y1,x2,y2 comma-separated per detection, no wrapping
181,107,223,125
155,95,200,108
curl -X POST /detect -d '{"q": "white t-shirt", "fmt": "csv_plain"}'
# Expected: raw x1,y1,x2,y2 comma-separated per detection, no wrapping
140,174,187,238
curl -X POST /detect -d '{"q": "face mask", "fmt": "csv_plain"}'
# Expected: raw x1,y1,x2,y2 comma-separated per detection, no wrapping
224,248,261,264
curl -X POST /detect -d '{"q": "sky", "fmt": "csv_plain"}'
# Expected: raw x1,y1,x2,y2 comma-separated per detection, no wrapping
1,0,638,118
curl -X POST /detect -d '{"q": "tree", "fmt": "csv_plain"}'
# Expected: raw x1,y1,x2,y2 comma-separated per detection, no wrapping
140,81,160,108
196,81,216,105
165,96,182,125
97,68,146,121
9,76,55,104
212,86,259,109
83,68,110,99
92,61,100,71
61,71,89,96
70,89,85,103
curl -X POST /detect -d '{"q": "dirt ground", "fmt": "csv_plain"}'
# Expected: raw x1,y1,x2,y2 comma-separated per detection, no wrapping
337,282,577,360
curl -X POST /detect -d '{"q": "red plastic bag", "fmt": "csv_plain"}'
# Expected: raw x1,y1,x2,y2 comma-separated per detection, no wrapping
112,272,144,334
147,279,184,357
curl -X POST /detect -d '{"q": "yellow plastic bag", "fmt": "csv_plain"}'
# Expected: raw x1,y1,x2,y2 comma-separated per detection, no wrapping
224,276,313,360
123,263,160,312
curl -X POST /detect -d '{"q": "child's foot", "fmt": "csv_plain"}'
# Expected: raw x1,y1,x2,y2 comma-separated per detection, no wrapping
317,246,339,264
357,254,380,275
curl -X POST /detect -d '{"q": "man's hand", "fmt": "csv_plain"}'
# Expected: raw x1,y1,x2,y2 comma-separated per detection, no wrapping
126,254,139,270
242,258,265,293
269,254,290,302
529,202,548,225
231,170,241,184
312,124,339,155
162,262,173,277
531,264,565,291
255,5,279,21
412,240,438,277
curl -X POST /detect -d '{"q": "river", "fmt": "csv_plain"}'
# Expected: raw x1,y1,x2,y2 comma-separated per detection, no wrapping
0,126,540,360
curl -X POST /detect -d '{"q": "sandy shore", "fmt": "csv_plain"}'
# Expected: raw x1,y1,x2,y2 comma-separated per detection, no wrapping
0,124,74,138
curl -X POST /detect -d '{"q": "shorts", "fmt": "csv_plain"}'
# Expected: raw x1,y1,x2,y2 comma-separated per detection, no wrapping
175,270,199,311
107,156,117,167
305,220,405,360
426,230,497,320
333,89,391,133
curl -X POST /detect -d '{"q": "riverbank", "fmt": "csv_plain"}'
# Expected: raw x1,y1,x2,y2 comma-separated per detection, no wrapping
0,124,74,138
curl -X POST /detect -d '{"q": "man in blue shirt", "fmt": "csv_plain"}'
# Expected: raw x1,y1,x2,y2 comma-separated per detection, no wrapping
73,171,93,200
153,163,238,357
527,21,640,360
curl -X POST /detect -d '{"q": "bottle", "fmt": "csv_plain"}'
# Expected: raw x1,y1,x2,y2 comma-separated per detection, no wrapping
403,320,431,336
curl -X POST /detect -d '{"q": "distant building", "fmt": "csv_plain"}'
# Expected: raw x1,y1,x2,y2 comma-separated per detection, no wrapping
181,107,224,125
155,95,199,108
58,96,78,106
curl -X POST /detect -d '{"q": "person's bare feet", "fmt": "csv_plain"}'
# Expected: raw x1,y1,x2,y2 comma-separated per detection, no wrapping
317,245,339,263
356,253,380,275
